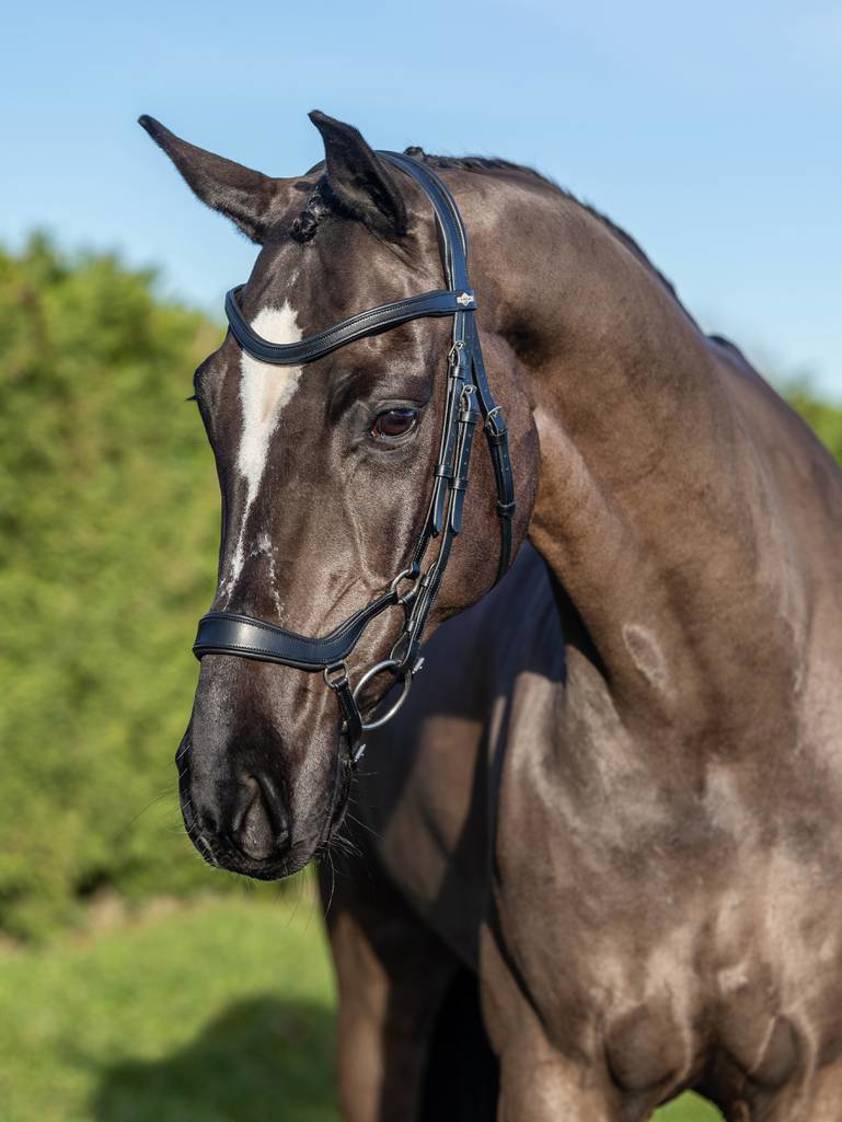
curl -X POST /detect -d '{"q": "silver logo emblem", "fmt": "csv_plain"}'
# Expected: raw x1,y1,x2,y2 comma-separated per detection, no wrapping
456,291,475,307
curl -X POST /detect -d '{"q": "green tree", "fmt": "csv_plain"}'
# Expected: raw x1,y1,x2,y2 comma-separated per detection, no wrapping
0,235,224,938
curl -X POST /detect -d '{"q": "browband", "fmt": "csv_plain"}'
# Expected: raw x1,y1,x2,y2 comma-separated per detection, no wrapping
225,286,476,366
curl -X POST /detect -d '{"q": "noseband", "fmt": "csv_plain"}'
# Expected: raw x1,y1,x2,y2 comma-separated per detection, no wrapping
192,152,515,762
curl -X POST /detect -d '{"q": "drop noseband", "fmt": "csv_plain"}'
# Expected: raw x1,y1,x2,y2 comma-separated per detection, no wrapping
192,152,515,762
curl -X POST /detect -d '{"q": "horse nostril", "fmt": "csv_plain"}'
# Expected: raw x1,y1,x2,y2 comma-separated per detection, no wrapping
235,775,288,862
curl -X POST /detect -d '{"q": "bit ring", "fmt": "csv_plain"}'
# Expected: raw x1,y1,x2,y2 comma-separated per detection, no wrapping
353,659,412,731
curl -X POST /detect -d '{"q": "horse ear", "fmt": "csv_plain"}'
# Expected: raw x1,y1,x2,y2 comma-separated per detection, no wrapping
138,116,290,244
308,110,407,238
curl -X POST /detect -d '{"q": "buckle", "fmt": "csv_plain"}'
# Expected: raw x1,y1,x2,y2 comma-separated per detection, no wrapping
459,385,480,424
390,566,422,607
448,340,465,366
323,662,349,690
484,406,508,438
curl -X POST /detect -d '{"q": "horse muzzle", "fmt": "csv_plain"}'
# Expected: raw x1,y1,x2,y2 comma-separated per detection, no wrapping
176,695,352,880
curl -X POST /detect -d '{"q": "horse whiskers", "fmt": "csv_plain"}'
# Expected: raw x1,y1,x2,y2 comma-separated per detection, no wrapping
319,851,336,919
119,788,176,833
318,835,360,866
329,820,364,857
333,837,362,861
345,810,381,841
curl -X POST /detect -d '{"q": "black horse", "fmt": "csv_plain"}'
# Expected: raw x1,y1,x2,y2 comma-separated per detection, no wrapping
143,111,842,1121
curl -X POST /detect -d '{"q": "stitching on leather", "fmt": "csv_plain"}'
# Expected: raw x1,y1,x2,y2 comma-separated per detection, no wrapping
193,642,325,669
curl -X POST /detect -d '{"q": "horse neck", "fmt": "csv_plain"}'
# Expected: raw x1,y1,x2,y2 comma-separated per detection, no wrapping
463,171,800,740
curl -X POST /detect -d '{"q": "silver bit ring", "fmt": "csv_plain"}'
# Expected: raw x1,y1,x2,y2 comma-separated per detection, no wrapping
353,659,412,731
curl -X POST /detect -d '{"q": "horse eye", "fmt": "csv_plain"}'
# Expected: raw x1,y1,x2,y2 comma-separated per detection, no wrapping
371,408,418,440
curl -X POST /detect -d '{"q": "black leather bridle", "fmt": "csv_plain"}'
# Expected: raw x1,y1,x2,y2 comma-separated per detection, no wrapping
192,152,515,762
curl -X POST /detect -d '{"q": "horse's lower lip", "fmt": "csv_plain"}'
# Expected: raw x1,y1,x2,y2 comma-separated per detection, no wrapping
222,850,311,880
193,833,315,880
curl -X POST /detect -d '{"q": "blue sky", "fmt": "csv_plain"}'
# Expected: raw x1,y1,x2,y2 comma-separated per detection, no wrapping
3,0,841,395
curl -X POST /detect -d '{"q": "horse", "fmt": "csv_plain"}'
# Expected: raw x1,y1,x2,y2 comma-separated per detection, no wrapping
142,110,842,1121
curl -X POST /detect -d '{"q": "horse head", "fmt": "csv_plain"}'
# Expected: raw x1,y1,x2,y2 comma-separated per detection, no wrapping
141,111,538,879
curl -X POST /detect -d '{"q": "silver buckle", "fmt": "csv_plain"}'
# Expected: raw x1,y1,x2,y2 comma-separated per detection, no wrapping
323,662,348,690
448,340,465,366
390,567,421,606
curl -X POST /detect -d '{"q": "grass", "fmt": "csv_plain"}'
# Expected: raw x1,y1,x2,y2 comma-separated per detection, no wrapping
0,888,720,1122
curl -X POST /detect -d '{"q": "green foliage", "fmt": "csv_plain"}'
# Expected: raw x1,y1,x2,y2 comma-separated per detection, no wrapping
0,894,338,1122
0,234,226,938
780,378,842,465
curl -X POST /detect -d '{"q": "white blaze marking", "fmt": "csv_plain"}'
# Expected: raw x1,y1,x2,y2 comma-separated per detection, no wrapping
237,302,303,504
221,300,303,599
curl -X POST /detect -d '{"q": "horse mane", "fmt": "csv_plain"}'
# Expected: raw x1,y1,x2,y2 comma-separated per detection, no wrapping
291,144,704,333
410,148,687,311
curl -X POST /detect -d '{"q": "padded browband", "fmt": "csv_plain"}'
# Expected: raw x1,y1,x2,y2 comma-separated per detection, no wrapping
194,588,398,671
225,285,476,366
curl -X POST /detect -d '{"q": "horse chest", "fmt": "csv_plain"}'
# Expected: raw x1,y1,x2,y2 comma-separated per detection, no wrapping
489,815,842,1104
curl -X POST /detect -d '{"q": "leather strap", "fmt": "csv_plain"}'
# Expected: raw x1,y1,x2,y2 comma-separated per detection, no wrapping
194,588,397,670
382,153,514,581
379,152,470,293
326,671,364,760
225,285,475,367
467,315,514,581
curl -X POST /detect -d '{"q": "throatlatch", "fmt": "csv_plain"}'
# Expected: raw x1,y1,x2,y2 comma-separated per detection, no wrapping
192,151,515,762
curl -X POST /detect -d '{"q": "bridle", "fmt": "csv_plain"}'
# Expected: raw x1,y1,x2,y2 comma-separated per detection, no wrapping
192,152,515,762
193,154,514,759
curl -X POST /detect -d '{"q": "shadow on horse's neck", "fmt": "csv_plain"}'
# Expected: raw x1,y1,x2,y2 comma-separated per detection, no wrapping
461,168,798,738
